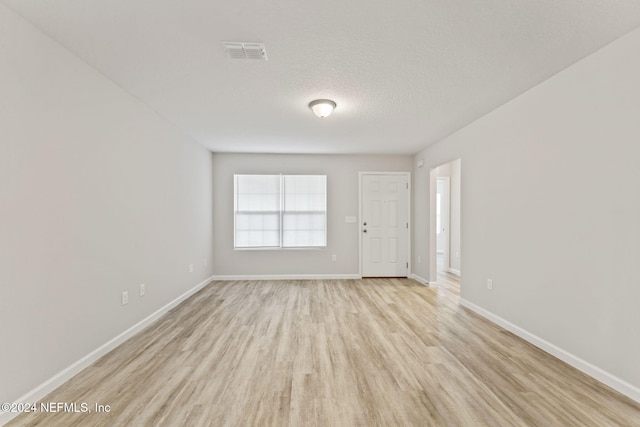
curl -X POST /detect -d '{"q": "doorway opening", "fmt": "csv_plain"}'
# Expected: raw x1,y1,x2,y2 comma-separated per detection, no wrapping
436,177,450,274
429,159,461,291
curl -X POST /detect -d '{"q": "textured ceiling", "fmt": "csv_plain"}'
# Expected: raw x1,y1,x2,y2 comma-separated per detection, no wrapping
4,0,640,154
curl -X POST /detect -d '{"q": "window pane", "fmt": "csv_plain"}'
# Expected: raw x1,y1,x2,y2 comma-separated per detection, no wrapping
235,231,249,247
235,174,326,249
282,231,295,246
235,175,281,248
311,230,326,246
235,213,250,230
264,213,279,230
296,214,311,230
283,214,295,230
249,231,263,246
248,214,263,230
236,175,280,213
263,231,280,247
311,213,325,230
282,175,327,248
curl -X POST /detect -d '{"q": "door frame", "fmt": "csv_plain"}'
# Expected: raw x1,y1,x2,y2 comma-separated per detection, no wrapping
429,159,462,284
358,171,412,278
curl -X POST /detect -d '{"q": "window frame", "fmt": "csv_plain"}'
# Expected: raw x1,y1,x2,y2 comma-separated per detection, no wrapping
233,174,327,250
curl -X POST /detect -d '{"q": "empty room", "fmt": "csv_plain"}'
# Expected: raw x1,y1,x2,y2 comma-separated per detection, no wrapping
2,1,640,426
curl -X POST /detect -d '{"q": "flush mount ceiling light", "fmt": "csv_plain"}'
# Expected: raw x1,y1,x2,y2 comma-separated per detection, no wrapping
309,99,336,118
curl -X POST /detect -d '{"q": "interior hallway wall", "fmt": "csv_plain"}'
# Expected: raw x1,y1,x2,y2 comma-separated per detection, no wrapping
412,28,640,397
0,5,215,406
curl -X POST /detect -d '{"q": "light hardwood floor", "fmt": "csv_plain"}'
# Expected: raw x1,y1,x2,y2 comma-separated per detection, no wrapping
7,276,640,426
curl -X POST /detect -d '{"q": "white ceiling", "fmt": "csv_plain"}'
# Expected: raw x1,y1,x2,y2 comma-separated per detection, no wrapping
4,0,640,154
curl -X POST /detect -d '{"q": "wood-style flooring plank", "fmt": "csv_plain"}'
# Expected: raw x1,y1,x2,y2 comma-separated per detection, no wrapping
7,274,640,427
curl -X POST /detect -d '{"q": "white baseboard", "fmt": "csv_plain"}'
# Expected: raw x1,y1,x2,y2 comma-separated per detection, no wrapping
410,273,431,286
448,268,461,277
459,298,640,404
0,275,215,427
211,274,361,281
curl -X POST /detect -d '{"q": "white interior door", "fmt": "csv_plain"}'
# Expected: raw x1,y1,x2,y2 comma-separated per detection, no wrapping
361,174,409,277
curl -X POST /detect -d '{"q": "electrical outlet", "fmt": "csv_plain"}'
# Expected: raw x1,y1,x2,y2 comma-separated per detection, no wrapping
189,264,194,273
139,283,145,297
331,254,337,262
487,279,493,290
121,291,129,305
418,256,422,263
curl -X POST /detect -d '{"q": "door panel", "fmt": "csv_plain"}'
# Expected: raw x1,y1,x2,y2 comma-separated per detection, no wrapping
362,174,409,277
389,200,397,226
388,238,398,262
371,238,381,263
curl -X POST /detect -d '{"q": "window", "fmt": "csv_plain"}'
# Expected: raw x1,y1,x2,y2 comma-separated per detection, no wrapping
234,174,327,249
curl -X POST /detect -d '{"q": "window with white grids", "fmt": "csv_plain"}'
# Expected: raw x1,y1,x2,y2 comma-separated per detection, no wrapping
234,174,326,249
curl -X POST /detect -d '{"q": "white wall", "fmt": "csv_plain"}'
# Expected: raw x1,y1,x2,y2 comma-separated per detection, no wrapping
212,153,412,277
413,28,640,398
0,4,214,407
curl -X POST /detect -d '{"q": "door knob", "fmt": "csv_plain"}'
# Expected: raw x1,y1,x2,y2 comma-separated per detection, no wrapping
363,222,367,226
363,229,367,233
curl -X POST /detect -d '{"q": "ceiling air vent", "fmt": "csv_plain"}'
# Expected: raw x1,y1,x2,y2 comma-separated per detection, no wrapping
223,42,267,61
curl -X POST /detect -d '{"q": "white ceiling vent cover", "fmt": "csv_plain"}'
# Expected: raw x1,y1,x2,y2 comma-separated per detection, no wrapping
223,42,267,60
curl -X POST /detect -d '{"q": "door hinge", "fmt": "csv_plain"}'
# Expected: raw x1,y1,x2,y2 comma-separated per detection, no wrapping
406,222,408,229
406,262,409,268
406,182,409,189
